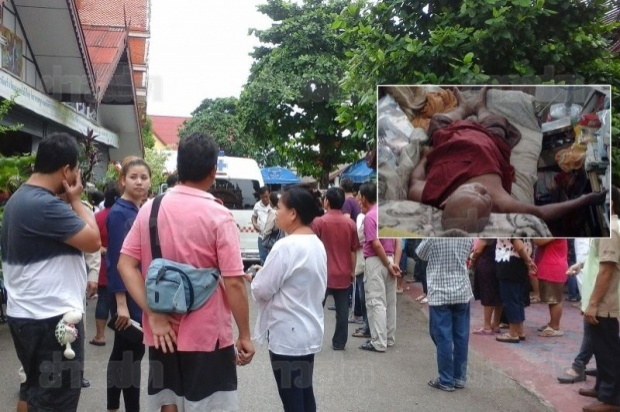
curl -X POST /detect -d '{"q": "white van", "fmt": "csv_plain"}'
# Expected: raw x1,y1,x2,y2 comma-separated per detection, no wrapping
210,155,264,263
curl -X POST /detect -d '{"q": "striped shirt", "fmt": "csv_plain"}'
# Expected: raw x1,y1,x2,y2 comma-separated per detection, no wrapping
416,239,473,306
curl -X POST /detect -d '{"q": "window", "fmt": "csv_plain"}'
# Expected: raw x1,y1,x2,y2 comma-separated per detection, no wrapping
209,178,260,210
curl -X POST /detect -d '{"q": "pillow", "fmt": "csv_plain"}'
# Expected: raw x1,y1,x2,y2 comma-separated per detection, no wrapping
485,89,542,204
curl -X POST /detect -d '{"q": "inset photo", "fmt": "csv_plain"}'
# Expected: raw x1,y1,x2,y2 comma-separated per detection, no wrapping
377,85,611,238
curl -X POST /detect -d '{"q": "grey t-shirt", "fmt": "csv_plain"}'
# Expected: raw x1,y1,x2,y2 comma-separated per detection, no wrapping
1,184,87,319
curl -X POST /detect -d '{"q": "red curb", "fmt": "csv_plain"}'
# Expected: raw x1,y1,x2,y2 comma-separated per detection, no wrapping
404,282,594,411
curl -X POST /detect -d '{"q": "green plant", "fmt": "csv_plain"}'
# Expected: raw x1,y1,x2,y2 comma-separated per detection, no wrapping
78,128,103,185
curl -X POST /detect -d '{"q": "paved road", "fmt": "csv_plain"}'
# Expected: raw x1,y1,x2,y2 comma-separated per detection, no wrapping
0,286,549,411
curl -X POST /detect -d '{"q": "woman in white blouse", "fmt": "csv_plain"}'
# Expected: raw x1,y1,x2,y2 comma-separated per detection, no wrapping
251,186,327,412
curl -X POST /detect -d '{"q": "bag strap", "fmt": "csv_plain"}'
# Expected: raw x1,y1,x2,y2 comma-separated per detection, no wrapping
149,194,165,259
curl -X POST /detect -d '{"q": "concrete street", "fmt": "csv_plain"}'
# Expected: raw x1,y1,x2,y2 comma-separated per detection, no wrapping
0,284,550,411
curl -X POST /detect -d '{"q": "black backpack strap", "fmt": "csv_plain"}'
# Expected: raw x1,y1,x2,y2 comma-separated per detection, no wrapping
149,194,165,259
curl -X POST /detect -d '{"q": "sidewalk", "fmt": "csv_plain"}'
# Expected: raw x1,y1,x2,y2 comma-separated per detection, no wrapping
406,282,595,411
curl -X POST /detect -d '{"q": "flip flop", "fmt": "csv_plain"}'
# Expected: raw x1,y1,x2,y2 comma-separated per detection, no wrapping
495,333,520,343
472,327,494,335
89,339,106,347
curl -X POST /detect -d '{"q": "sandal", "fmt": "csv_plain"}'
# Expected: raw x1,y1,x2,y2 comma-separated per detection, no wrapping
472,327,494,335
352,329,371,338
414,294,426,302
538,326,564,337
495,333,520,343
396,288,404,294
359,341,385,353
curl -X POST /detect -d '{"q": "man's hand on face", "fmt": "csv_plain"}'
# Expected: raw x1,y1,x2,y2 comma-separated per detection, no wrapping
62,169,84,204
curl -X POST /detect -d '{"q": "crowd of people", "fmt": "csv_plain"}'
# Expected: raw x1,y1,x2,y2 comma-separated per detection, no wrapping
0,132,618,412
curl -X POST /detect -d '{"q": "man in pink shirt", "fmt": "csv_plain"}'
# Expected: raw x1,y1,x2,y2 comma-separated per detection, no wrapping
358,182,402,353
118,133,254,411
313,187,360,350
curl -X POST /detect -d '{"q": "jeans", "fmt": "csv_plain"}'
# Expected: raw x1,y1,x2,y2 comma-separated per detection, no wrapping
354,274,368,331
258,237,268,265
270,352,316,412
323,288,349,348
591,317,620,405
567,276,581,301
429,303,471,388
95,286,111,320
572,319,594,373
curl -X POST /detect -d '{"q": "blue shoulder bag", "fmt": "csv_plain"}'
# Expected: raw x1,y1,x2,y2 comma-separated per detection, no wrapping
146,194,220,314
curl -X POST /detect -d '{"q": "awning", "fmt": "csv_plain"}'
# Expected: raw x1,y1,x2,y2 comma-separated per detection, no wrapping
261,167,301,185
13,0,97,102
341,159,376,183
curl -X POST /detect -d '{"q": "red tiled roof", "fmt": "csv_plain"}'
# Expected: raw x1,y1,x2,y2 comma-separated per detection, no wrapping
76,0,149,32
150,116,190,148
82,25,127,100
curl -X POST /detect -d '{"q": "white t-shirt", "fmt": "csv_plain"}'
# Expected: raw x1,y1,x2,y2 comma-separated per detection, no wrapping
252,200,271,236
251,234,327,356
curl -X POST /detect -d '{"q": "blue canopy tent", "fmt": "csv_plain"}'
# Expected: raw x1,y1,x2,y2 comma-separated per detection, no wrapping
261,167,301,185
341,159,376,183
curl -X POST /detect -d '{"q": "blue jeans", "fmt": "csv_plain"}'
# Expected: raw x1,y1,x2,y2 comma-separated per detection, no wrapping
573,318,594,373
429,303,471,388
567,276,581,301
258,237,268,265
323,288,349,348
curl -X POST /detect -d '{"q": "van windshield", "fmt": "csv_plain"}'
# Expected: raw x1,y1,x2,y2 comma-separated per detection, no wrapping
209,178,261,210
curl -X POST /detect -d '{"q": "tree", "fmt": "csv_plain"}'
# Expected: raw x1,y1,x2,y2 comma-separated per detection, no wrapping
78,128,103,184
142,117,155,149
179,97,260,158
239,0,366,187
145,148,169,194
335,0,620,166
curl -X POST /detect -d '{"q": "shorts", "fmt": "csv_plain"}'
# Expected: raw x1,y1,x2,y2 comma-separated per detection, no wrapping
8,315,84,411
539,280,564,304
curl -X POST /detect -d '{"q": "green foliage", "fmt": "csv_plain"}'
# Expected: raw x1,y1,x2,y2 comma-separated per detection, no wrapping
142,117,155,149
0,154,34,194
239,0,366,187
145,148,168,193
335,0,619,143
0,96,23,135
180,97,260,158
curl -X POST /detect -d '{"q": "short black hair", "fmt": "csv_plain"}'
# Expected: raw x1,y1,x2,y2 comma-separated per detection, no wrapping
259,186,270,196
340,178,354,193
166,172,179,188
612,186,620,216
269,192,279,207
103,180,120,208
177,133,219,182
325,187,345,210
280,186,321,226
359,182,376,204
33,133,79,174
88,190,104,206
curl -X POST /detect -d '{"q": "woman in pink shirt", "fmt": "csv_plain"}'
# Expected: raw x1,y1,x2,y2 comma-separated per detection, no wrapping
533,239,568,337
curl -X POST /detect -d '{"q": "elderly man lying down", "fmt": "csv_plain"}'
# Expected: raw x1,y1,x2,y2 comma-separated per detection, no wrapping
407,87,606,233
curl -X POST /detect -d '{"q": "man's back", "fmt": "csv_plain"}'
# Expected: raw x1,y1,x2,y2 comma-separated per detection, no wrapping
121,185,244,351
313,210,359,288
1,184,86,319
416,239,473,306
